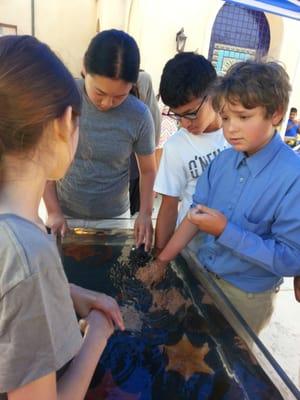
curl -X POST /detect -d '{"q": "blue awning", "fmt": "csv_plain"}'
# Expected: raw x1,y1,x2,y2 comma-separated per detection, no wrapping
223,0,300,20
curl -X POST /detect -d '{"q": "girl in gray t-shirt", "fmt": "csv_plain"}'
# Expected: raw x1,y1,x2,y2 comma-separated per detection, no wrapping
0,35,123,399
44,29,156,252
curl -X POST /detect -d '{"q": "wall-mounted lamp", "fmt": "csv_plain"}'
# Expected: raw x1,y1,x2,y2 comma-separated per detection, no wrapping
176,28,187,53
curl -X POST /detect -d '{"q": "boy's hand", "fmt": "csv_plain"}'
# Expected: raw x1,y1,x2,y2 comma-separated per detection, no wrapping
187,204,227,237
294,276,300,302
136,259,168,287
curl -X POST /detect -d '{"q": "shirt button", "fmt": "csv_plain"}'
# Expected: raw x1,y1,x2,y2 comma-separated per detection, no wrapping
240,177,244,183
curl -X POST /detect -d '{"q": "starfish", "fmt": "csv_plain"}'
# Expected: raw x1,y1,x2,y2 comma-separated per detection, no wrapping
63,243,112,263
149,288,192,315
163,334,214,380
63,244,99,261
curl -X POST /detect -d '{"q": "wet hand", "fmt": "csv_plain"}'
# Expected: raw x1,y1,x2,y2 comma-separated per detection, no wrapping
136,258,168,287
70,285,125,331
46,211,68,237
79,309,114,341
294,276,300,302
187,204,227,237
134,213,153,252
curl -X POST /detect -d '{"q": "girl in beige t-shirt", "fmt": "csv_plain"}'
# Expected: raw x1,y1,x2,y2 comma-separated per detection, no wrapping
0,35,124,400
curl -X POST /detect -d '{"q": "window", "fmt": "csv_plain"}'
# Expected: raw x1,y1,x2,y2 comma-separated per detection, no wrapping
0,23,17,36
209,3,270,75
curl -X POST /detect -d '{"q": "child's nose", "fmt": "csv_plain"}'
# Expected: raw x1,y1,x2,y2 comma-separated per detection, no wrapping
227,119,238,132
180,117,192,130
101,96,113,109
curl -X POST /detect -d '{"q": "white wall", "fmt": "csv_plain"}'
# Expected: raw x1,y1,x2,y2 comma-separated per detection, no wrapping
0,0,97,76
127,0,222,93
125,0,300,107
0,0,31,34
34,0,97,77
278,18,300,110
97,0,133,32
0,0,300,107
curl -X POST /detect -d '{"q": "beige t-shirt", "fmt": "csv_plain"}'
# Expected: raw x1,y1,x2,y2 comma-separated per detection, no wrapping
0,214,82,397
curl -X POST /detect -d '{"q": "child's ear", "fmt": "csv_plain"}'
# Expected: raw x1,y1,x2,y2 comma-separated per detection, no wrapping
81,65,86,78
272,108,284,126
54,106,73,143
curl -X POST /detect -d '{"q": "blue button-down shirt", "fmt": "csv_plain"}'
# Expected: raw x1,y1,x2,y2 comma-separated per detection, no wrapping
192,133,300,292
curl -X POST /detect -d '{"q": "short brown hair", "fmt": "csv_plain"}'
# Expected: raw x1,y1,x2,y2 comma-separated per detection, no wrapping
212,60,291,119
0,35,81,162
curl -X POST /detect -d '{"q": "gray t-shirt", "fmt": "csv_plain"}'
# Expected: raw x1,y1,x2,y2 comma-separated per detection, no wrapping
57,79,155,219
0,214,82,397
137,71,161,146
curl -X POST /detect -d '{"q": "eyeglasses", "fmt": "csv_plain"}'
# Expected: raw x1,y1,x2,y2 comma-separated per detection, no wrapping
163,96,207,121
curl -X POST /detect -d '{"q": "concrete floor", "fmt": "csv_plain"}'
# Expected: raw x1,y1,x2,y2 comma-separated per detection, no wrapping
260,277,300,389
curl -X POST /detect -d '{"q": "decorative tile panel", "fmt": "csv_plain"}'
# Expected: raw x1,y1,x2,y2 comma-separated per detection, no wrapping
209,3,270,74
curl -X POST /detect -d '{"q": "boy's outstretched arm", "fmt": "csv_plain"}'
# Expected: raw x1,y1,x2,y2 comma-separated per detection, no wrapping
154,195,179,256
157,216,199,263
136,216,199,286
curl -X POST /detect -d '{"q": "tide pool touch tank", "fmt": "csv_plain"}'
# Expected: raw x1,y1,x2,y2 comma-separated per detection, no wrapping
61,228,297,400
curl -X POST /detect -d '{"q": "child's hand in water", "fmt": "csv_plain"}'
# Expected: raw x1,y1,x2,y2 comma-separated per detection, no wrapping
294,276,300,302
79,309,114,341
187,204,227,237
136,258,168,287
70,284,125,331
134,213,153,252
92,292,125,331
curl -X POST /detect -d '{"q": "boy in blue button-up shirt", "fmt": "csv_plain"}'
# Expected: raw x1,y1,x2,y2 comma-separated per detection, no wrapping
144,61,300,334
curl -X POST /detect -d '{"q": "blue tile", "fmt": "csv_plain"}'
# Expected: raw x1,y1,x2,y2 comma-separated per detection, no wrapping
208,2,270,67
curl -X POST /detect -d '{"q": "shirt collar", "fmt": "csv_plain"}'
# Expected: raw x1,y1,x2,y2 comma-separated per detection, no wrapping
235,133,283,177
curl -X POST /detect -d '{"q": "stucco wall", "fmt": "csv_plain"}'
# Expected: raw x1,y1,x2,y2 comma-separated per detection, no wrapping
96,0,133,32
126,0,300,108
127,0,222,93
278,17,300,111
0,0,299,106
0,0,31,34
34,0,97,77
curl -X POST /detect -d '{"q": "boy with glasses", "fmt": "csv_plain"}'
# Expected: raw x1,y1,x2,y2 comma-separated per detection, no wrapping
145,60,300,334
154,53,228,254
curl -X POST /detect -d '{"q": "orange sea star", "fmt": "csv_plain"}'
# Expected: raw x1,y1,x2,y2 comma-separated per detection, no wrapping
162,334,214,380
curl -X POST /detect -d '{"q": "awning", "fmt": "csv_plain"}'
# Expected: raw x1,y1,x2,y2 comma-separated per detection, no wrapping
223,0,300,20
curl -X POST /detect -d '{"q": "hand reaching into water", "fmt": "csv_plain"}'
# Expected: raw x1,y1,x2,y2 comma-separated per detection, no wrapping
134,213,153,252
70,284,125,331
79,309,114,341
136,258,168,287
